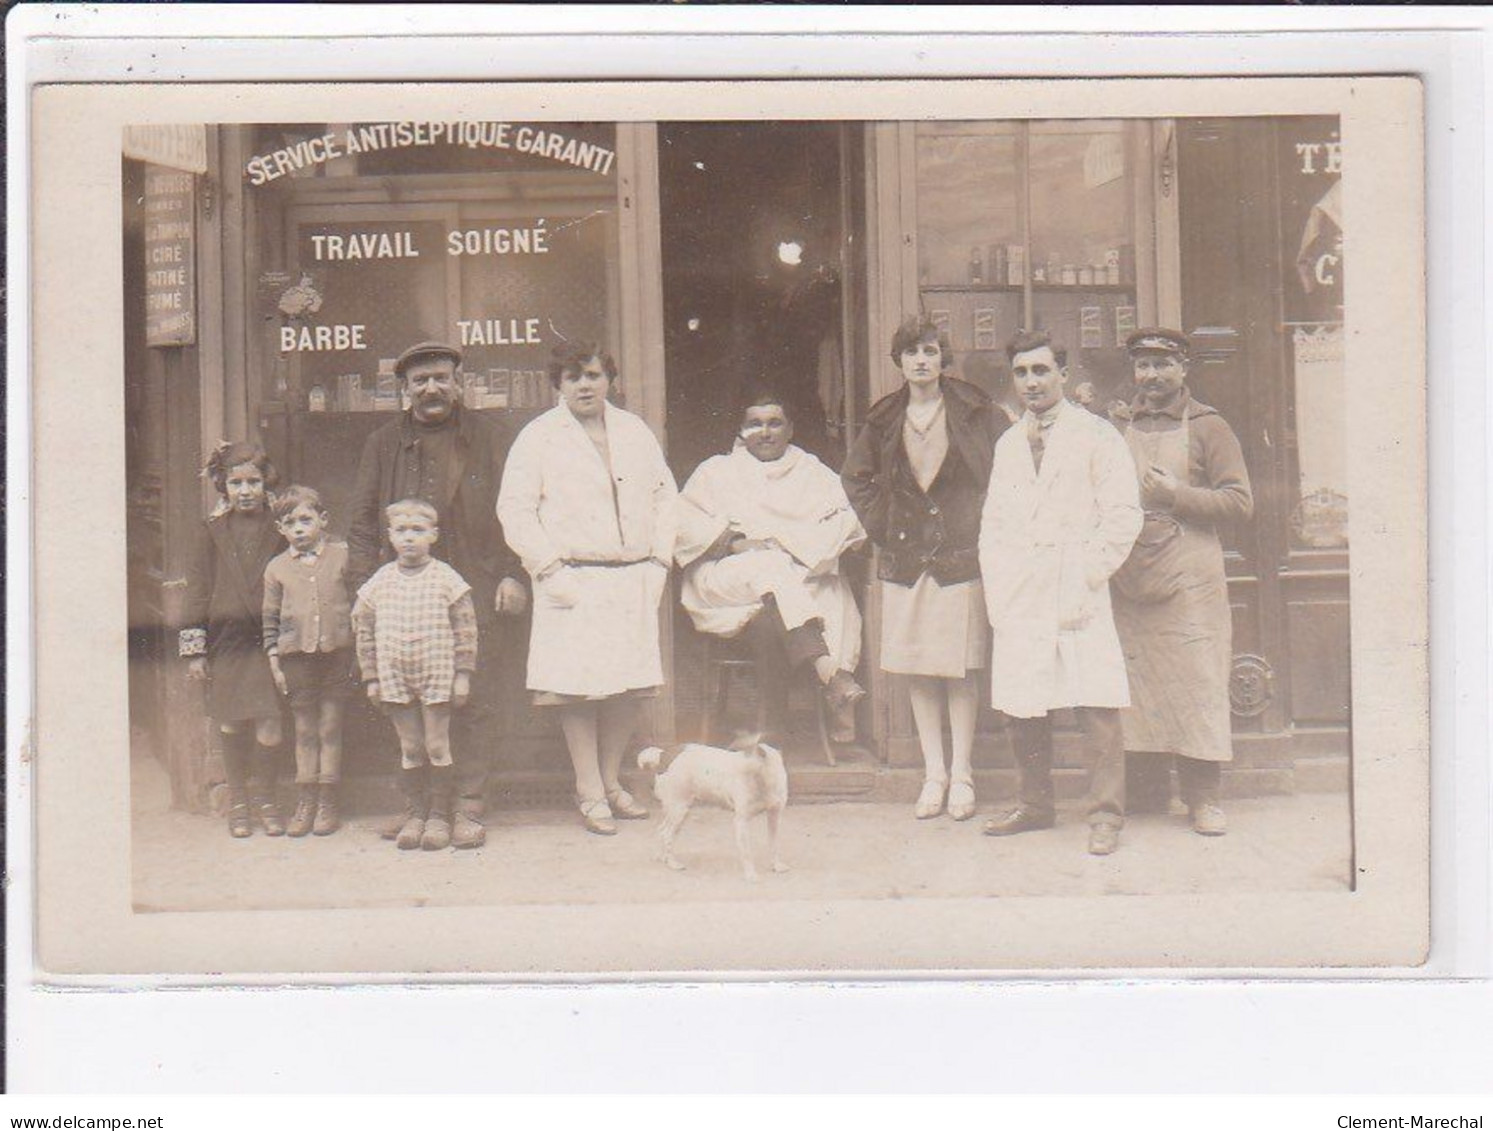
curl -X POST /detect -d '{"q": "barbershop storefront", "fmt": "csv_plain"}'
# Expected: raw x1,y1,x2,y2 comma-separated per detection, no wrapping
124,116,1348,809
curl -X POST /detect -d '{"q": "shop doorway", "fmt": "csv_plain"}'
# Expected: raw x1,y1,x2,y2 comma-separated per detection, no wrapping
657,122,867,480
656,122,870,744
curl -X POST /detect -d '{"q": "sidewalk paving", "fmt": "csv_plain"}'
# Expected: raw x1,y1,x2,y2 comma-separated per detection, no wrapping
131,756,1353,914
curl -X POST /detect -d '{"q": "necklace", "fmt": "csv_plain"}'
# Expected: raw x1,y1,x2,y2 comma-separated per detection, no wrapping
904,397,945,438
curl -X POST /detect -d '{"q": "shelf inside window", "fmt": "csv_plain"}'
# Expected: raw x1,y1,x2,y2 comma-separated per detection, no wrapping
921,282,1136,295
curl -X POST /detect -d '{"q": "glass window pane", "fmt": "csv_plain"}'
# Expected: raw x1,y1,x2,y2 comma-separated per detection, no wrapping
1028,121,1134,286
454,201,620,418
915,128,1019,287
286,218,450,406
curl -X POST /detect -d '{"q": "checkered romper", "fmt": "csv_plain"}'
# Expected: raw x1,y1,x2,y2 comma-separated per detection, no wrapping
352,560,474,705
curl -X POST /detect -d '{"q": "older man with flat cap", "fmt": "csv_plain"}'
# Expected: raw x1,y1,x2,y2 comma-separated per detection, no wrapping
1110,327,1253,837
347,340,529,848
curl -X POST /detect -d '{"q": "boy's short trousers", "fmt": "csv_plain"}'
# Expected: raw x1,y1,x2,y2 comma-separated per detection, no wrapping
278,648,354,709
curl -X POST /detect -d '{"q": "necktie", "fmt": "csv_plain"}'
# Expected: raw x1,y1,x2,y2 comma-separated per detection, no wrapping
1027,414,1045,473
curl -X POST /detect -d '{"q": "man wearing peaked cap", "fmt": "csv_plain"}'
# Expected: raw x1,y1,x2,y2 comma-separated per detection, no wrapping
1124,327,1192,359
1111,324,1254,838
347,338,529,848
393,339,463,377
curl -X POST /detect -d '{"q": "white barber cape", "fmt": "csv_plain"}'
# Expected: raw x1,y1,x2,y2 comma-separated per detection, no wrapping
675,443,866,671
979,400,1142,719
498,401,678,697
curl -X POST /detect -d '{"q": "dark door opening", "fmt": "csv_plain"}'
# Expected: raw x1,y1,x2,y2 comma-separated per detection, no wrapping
658,122,864,482
656,122,869,746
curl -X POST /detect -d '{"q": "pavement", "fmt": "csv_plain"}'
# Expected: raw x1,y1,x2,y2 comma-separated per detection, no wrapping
131,755,1353,914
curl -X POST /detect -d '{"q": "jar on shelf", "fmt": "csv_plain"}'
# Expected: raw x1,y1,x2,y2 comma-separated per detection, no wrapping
1061,264,1078,286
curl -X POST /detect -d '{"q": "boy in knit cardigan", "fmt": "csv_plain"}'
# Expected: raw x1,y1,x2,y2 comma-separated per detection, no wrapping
263,485,356,837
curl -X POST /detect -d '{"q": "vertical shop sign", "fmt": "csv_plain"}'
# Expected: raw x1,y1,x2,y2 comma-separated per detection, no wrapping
143,163,197,347
1280,116,1348,545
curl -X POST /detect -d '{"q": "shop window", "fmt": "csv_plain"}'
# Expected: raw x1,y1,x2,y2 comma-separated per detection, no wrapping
243,121,629,765
914,120,1149,421
248,121,623,534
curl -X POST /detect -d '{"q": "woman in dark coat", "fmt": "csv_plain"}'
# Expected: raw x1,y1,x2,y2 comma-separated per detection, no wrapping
842,316,1009,821
180,441,286,838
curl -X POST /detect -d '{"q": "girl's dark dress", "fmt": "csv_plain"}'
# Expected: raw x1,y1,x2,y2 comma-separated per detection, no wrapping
180,509,284,722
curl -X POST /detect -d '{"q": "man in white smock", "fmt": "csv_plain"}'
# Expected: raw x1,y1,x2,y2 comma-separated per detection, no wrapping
675,391,867,739
979,330,1143,856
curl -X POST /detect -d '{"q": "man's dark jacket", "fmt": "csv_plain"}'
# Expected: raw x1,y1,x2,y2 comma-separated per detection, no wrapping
346,407,524,621
841,376,1008,586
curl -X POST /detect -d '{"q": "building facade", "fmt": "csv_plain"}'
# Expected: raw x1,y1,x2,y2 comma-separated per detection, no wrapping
124,116,1349,808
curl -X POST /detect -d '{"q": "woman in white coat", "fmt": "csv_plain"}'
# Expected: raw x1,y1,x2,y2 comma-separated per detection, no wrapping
497,342,678,835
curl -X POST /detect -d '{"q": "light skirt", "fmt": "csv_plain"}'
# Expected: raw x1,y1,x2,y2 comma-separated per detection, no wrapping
880,574,988,678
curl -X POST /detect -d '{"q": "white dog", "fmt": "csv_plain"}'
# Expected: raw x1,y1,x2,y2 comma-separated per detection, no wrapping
637,734,789,881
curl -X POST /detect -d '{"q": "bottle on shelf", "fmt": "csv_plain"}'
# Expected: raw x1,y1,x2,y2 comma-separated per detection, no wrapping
969,246,984,285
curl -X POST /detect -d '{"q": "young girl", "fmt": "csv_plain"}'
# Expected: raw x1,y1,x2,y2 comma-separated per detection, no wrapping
842,317,1009,821
352,498,479,851
262,485,355,837
181,441,287,838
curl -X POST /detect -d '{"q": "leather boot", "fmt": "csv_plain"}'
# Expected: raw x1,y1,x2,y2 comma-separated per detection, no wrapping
251,743,286,836
255,794,287,837
220,732,253,838
287,785,317,838
313,782,341,836
395,766,428,851
227,788,253,839
449,793,487,849
422,769,453,851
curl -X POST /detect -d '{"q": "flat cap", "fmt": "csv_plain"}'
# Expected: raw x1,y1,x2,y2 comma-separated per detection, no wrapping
1125,327,1191,358
394,340,463,376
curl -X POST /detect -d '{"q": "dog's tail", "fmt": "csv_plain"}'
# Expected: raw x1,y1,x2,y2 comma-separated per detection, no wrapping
637,745,666,772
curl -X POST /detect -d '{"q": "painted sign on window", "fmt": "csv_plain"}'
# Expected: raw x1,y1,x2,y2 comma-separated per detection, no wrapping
1281,119,1343,325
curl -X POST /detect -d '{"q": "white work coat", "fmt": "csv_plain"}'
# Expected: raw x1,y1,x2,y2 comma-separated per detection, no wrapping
675,444,865,670
497,401,678,697
979,400,1142,718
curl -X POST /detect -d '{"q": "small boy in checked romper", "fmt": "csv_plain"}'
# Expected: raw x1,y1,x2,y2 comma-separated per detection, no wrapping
352,498,479,851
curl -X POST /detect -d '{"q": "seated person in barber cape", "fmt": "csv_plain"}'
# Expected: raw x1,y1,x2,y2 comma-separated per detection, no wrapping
675,388,867,741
